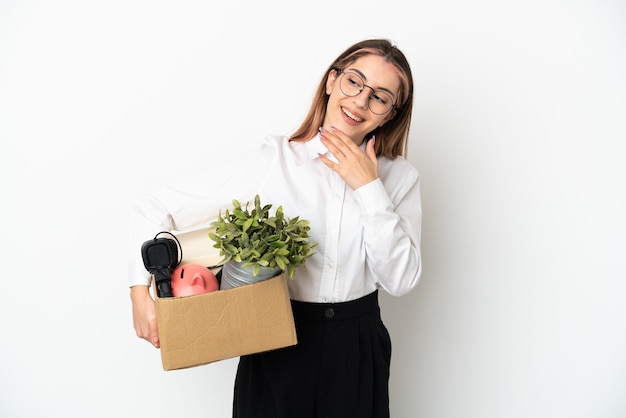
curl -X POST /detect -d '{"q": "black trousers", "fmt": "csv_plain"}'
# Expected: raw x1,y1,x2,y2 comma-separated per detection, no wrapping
233,291,392,418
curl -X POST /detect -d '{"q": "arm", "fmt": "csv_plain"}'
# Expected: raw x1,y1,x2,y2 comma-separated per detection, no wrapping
356,174,422,296
127,137,281,288
127,136,282,346
318,126,422,295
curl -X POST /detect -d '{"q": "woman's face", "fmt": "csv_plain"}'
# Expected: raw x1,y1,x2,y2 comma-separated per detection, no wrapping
324,54,401,145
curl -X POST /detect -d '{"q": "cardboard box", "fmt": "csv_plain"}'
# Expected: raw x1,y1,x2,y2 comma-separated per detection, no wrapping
154,227,298,371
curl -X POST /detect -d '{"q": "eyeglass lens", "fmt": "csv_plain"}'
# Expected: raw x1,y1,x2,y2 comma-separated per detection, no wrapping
339,72,394,115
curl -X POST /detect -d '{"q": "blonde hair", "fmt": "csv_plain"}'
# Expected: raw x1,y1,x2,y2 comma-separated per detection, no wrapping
289,39,414,159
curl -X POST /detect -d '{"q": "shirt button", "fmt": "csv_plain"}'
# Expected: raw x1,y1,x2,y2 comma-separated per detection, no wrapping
325,308,335,319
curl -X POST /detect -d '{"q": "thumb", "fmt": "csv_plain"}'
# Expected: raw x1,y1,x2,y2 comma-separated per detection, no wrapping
151,325,160,348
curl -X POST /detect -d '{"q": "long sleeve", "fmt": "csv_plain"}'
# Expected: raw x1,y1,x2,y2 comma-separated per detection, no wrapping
354,158,422,296
127,139,279,287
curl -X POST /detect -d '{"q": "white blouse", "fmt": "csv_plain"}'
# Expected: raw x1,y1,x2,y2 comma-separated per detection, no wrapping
128,134,422,303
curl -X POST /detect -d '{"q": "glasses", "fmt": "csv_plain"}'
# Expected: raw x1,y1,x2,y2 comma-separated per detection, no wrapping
338,70,397,115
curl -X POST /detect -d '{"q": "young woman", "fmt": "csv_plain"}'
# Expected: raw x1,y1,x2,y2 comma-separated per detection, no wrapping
129,38,422,418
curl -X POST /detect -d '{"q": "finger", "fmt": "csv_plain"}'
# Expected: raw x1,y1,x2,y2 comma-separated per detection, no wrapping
328,126,358,149
318,153,337,169
320,126,360,160
151,323,160,348
319,129,346,159
329,126,361,155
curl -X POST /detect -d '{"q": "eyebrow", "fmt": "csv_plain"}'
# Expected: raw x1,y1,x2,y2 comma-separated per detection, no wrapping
346,68,397,99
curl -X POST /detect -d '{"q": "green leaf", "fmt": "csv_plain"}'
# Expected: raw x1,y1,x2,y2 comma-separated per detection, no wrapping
241,231,249,246
270,240,286,248
275,255,286,270
260,252,274,262
242,218,254,233
225,244,239,254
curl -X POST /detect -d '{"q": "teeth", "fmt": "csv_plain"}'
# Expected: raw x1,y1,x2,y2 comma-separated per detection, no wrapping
342,108,363,122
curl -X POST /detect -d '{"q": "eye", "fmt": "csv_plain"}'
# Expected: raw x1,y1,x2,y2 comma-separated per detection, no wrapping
371,92,389,105
346,74,363,89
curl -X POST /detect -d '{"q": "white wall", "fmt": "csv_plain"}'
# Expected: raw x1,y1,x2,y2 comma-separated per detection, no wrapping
1,1,624,417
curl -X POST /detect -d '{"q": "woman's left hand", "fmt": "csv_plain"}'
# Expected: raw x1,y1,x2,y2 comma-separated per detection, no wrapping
318,126,378,190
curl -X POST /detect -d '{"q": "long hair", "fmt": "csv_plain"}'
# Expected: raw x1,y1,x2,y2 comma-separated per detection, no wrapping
289,39,414,159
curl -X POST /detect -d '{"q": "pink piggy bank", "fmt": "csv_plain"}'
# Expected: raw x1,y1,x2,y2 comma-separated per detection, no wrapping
170,264,219,297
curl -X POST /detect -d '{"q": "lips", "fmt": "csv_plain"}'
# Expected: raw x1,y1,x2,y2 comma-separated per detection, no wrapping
341,107,363,122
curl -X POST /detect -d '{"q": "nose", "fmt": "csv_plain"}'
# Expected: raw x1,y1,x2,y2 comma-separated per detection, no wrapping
352,87,371,109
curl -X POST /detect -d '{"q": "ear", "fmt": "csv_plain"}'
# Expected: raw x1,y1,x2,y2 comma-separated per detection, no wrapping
191,273,206,289
326,70,339,95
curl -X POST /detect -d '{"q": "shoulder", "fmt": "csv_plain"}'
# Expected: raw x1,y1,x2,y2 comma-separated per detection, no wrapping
375,156,421,204
378,155,419,185
259,134,290,148
260,134,312,162
238,134,290,159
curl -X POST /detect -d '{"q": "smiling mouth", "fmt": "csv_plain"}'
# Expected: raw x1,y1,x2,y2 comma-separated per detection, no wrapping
342,107,363,122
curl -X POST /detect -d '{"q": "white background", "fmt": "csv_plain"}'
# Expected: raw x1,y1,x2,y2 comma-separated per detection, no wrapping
1,1,624,417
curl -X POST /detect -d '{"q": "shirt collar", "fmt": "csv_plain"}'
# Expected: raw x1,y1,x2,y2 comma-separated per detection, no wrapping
300,133,369,163
303,133,329,161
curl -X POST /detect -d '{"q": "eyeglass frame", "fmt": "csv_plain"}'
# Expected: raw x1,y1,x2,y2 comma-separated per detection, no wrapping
336,70,398,115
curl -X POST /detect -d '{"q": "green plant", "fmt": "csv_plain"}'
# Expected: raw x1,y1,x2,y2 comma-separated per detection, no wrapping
208,195,317,279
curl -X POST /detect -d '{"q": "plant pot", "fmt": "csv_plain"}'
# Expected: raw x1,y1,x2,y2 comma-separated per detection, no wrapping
219,260,282,290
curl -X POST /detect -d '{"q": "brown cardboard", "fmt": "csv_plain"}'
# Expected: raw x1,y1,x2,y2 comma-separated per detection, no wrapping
154,228,298,371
